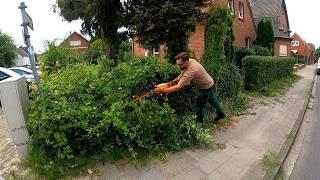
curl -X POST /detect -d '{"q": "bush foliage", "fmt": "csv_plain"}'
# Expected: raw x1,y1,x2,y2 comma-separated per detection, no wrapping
28,57,210,176
242,56,295,91
216,63,242,100
203,5,232,76
233,46,271,68
202,5,241,100
40,43,84,76
0,31,17,67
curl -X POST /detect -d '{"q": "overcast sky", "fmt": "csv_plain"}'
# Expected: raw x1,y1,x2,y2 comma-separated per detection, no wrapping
0,0,82,53
0,0,319,53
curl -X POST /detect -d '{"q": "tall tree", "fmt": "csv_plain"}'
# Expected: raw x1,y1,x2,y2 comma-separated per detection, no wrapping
0,31,16,67
126,0,205,63
264,20,274,50
203,5,232,76
56,0,125,60
315,46,320,58
255,20,274,50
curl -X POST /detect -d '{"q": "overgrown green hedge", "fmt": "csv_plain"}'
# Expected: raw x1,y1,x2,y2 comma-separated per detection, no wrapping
216,63,242,100
242,56,295,90
233,46,271,69
28,57,210,177
40,43,84,76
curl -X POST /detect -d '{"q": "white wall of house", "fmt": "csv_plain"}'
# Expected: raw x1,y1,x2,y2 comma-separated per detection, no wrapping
14,55,30,67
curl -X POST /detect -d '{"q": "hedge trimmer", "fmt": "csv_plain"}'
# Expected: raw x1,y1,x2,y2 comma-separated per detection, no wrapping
131,90,155,103
131,83,169,104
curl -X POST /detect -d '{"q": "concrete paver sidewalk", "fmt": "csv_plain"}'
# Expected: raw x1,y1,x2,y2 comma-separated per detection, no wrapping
0,65,315,180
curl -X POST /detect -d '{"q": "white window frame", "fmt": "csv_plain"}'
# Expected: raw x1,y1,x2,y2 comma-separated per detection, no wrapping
144,50,149,57
239,2,244,19
69,40,81,47
291,41,299,46
153,48,159,57
228,0,234,14
245,37,250,48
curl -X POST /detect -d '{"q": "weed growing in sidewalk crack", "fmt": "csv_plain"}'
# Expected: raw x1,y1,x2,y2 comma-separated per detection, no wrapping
262,152,280,170
286,130,296,139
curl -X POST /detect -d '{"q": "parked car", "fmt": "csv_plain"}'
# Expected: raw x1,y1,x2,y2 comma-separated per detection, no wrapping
9,67,35,83
0,67,22,81
317,62,320,75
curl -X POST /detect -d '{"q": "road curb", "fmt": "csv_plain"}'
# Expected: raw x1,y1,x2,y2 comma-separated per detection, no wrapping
264,71,316,180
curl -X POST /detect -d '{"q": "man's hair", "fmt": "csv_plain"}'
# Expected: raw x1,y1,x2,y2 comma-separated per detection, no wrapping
174,52,189,61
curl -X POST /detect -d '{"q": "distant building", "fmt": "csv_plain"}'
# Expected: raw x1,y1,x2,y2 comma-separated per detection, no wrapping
61,32,90,53
290,33,315,64
15,46,30,67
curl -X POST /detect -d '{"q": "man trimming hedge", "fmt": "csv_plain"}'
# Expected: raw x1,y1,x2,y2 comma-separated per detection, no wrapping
155,52,225,123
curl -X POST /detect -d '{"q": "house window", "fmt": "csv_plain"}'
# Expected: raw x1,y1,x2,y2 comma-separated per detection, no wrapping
228,0,234,14
279,45,288,56
239,2,244,19
153,48,160,57
245,37,250,48
69,40,81,46
291,41,299,46
144,50,149,57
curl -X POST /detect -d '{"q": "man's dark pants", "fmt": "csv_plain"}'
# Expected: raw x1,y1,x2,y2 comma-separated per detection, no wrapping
196,85,224,122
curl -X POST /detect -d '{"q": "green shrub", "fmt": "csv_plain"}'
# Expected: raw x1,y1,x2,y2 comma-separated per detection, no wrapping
28,57,210,176
233,46,271,69
216,63,242,100
242,56,295,91
252,45,271,56
84,39,105,64
203,5,232,76
233,47,255,69
40,43,84,76
114,40,133,63
296,58,306,64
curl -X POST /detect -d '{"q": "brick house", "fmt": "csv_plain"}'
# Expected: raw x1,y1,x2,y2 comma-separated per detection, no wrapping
250,0,292,57
290,33,315,64
61,32,90,53
132,0,257,60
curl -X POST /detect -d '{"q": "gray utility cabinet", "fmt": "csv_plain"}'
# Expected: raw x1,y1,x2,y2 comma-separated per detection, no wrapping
0,76,29,160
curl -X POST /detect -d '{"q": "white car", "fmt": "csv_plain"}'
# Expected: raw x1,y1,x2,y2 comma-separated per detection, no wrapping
9,67,35,83
0,67,22,81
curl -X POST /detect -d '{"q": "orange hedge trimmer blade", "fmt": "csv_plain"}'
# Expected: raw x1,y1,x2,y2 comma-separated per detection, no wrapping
132,92,151,103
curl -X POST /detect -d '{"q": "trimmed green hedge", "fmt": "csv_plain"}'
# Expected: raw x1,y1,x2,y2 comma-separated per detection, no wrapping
242,56,295,90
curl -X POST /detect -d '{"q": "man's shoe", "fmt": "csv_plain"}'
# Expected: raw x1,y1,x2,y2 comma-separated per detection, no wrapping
214,113,225,123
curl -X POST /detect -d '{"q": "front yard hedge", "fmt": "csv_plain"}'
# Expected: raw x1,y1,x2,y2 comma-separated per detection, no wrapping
242,56,295,90
28,57,210,173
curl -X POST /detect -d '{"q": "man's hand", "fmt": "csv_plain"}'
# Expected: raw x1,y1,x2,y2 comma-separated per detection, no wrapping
156,83,170,88
154,86,166,94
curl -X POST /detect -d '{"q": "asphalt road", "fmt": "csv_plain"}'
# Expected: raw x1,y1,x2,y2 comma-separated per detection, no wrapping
290,74,320,180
